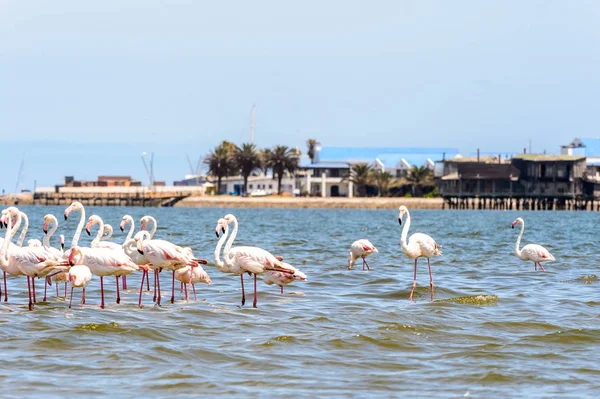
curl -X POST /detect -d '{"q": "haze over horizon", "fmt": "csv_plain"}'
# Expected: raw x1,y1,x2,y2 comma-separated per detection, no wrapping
1,0,600,192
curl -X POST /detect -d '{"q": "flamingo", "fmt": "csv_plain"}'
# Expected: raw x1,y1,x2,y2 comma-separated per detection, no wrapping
67,246,148,308
135,232,208,305
27,239,42,247
213,218,248,304
174,258,212,301
398,205,442,301
348,239,378,270
63,201,86,252
41,214,66,301
221,214,295,308
0,209,68,310
512,217,555,271
87,215,122,251
263,262,307,294
140,215,158,238
67,263,93,309
50,234,68,298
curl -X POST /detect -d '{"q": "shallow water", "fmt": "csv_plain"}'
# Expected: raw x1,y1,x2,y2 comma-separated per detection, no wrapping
1,206,599,398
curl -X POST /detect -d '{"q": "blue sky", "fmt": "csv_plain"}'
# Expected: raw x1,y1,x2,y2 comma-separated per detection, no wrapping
1,0,599,191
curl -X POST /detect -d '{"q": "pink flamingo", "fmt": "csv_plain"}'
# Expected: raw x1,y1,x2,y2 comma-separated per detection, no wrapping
175,259,212,301
221,214,296,308
135,234,208,305
398,205,442,301
68,246,148,308
512,217,555,271
348,239,378,270
41,214,66,301
67,263,93,308
263,262,307,294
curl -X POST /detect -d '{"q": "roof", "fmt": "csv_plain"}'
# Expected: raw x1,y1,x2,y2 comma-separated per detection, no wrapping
299,162,351,169
97,176,132,181
374,152,442,169
446,156,509,163
512,154,585,162
316,146,459,164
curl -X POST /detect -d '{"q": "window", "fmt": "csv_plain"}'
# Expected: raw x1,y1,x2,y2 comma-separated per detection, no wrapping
249,184,253,189
268,184,273,189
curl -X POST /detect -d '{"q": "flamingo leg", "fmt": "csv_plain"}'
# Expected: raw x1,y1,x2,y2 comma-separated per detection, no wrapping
153,269,157,302
32,277,37,303
184,282,189,302
43,276,48,302
280,285,283,294
534,262,537,271
170,270,176,304
156,269,162,306
100,276,105,309
115,276,121,304
253,273,258,308
427,257,435,301
364,257,371,271
538,262,546,272
191,283,197,301
55,280,59,297
82,287,86,307
27,276,33,311
138,269,146,308
362,257,366,271
122,275,127,290
146,269,150,291
240,274,246,306
69,285,74,308
409,258,418,301
180,281,184,293
3,271,7,302
64,282,67,298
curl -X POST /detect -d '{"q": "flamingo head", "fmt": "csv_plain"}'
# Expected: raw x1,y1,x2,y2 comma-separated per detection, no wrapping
223,214,236,225
68,246,82,266
42,214,56,234
398,205,408,225
85,215,102,236
139,216,151,232
60,234,65,250
0,212,5,229
64,201,83,220
215,218,226,238
119,215,132,232
134,232,149,255
511,218,524,229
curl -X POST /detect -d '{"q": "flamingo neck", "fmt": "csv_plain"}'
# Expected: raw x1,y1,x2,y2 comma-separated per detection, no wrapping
123,217,135,245
1,213,13,265
214,224,229,271
10,211,22,242
223,216,238,257
16,212,29,247
43,218,59,248
147,216,157,238
400,210,411,253
71,206,86,248
515,222,525,258
91,218,105,247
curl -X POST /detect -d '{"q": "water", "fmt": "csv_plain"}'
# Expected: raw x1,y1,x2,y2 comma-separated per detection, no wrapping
1,206,599,398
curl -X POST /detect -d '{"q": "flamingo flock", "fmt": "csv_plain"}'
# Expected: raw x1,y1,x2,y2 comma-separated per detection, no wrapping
0,201,554,310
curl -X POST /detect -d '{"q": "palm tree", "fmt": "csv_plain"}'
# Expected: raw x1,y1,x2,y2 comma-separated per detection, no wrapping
204,141,237,194
306,139,320,164
346,163,372,197
371,170,394,197
265,145,300,195
406,166,433,196
235,143,262,195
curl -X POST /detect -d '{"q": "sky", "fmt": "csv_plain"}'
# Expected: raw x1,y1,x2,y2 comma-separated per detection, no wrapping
1,0,600,191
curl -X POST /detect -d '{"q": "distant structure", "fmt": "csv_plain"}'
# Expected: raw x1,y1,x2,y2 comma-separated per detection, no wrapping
64,176,146,187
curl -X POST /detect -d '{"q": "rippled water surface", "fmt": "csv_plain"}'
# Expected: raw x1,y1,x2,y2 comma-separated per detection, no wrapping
1,206,599,398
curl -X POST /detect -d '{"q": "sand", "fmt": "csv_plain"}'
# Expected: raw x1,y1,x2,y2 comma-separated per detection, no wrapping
176,195,443,209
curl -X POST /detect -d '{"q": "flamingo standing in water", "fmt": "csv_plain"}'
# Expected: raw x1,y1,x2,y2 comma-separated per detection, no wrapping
348,239,378,270
41,214,66,301
512,217,555,271
398,205,442,301
263,262,307,294
67,261,93,309
221,214,295,308
135,233,208,305
175,256,212,301
67,246,148,308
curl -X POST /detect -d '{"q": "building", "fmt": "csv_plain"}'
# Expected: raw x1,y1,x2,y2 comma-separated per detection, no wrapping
300,145,459,197
64,176,142,187
511,154,586,197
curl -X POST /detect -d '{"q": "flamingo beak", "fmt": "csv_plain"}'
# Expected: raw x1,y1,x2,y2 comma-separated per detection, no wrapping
222,227,225,234
138,249,144,255
511,221,517,229
398,218,402,225
61,243,65,250
86,228,91,236
197,259,208,264
215,231,220,238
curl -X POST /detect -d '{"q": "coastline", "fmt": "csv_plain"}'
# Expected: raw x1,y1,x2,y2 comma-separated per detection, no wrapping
176,195,443,209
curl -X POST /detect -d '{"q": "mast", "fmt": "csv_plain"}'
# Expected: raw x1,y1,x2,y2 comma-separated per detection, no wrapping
14,153,25,193
250,104,256,144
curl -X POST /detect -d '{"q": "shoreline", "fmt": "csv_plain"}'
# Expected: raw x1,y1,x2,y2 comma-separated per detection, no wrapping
176,196,443,209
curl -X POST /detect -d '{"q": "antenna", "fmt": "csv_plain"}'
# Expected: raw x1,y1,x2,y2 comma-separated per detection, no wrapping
15,153,25,193
186,154,201,186
141,152,154,187
250,104,256,144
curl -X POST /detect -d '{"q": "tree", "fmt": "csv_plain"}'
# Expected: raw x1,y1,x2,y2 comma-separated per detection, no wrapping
265,145,300,195
204,141,237,194
346,163,372,197
306,139,320,164
371,170,394,197
235,143,262,196
406,166,433,196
